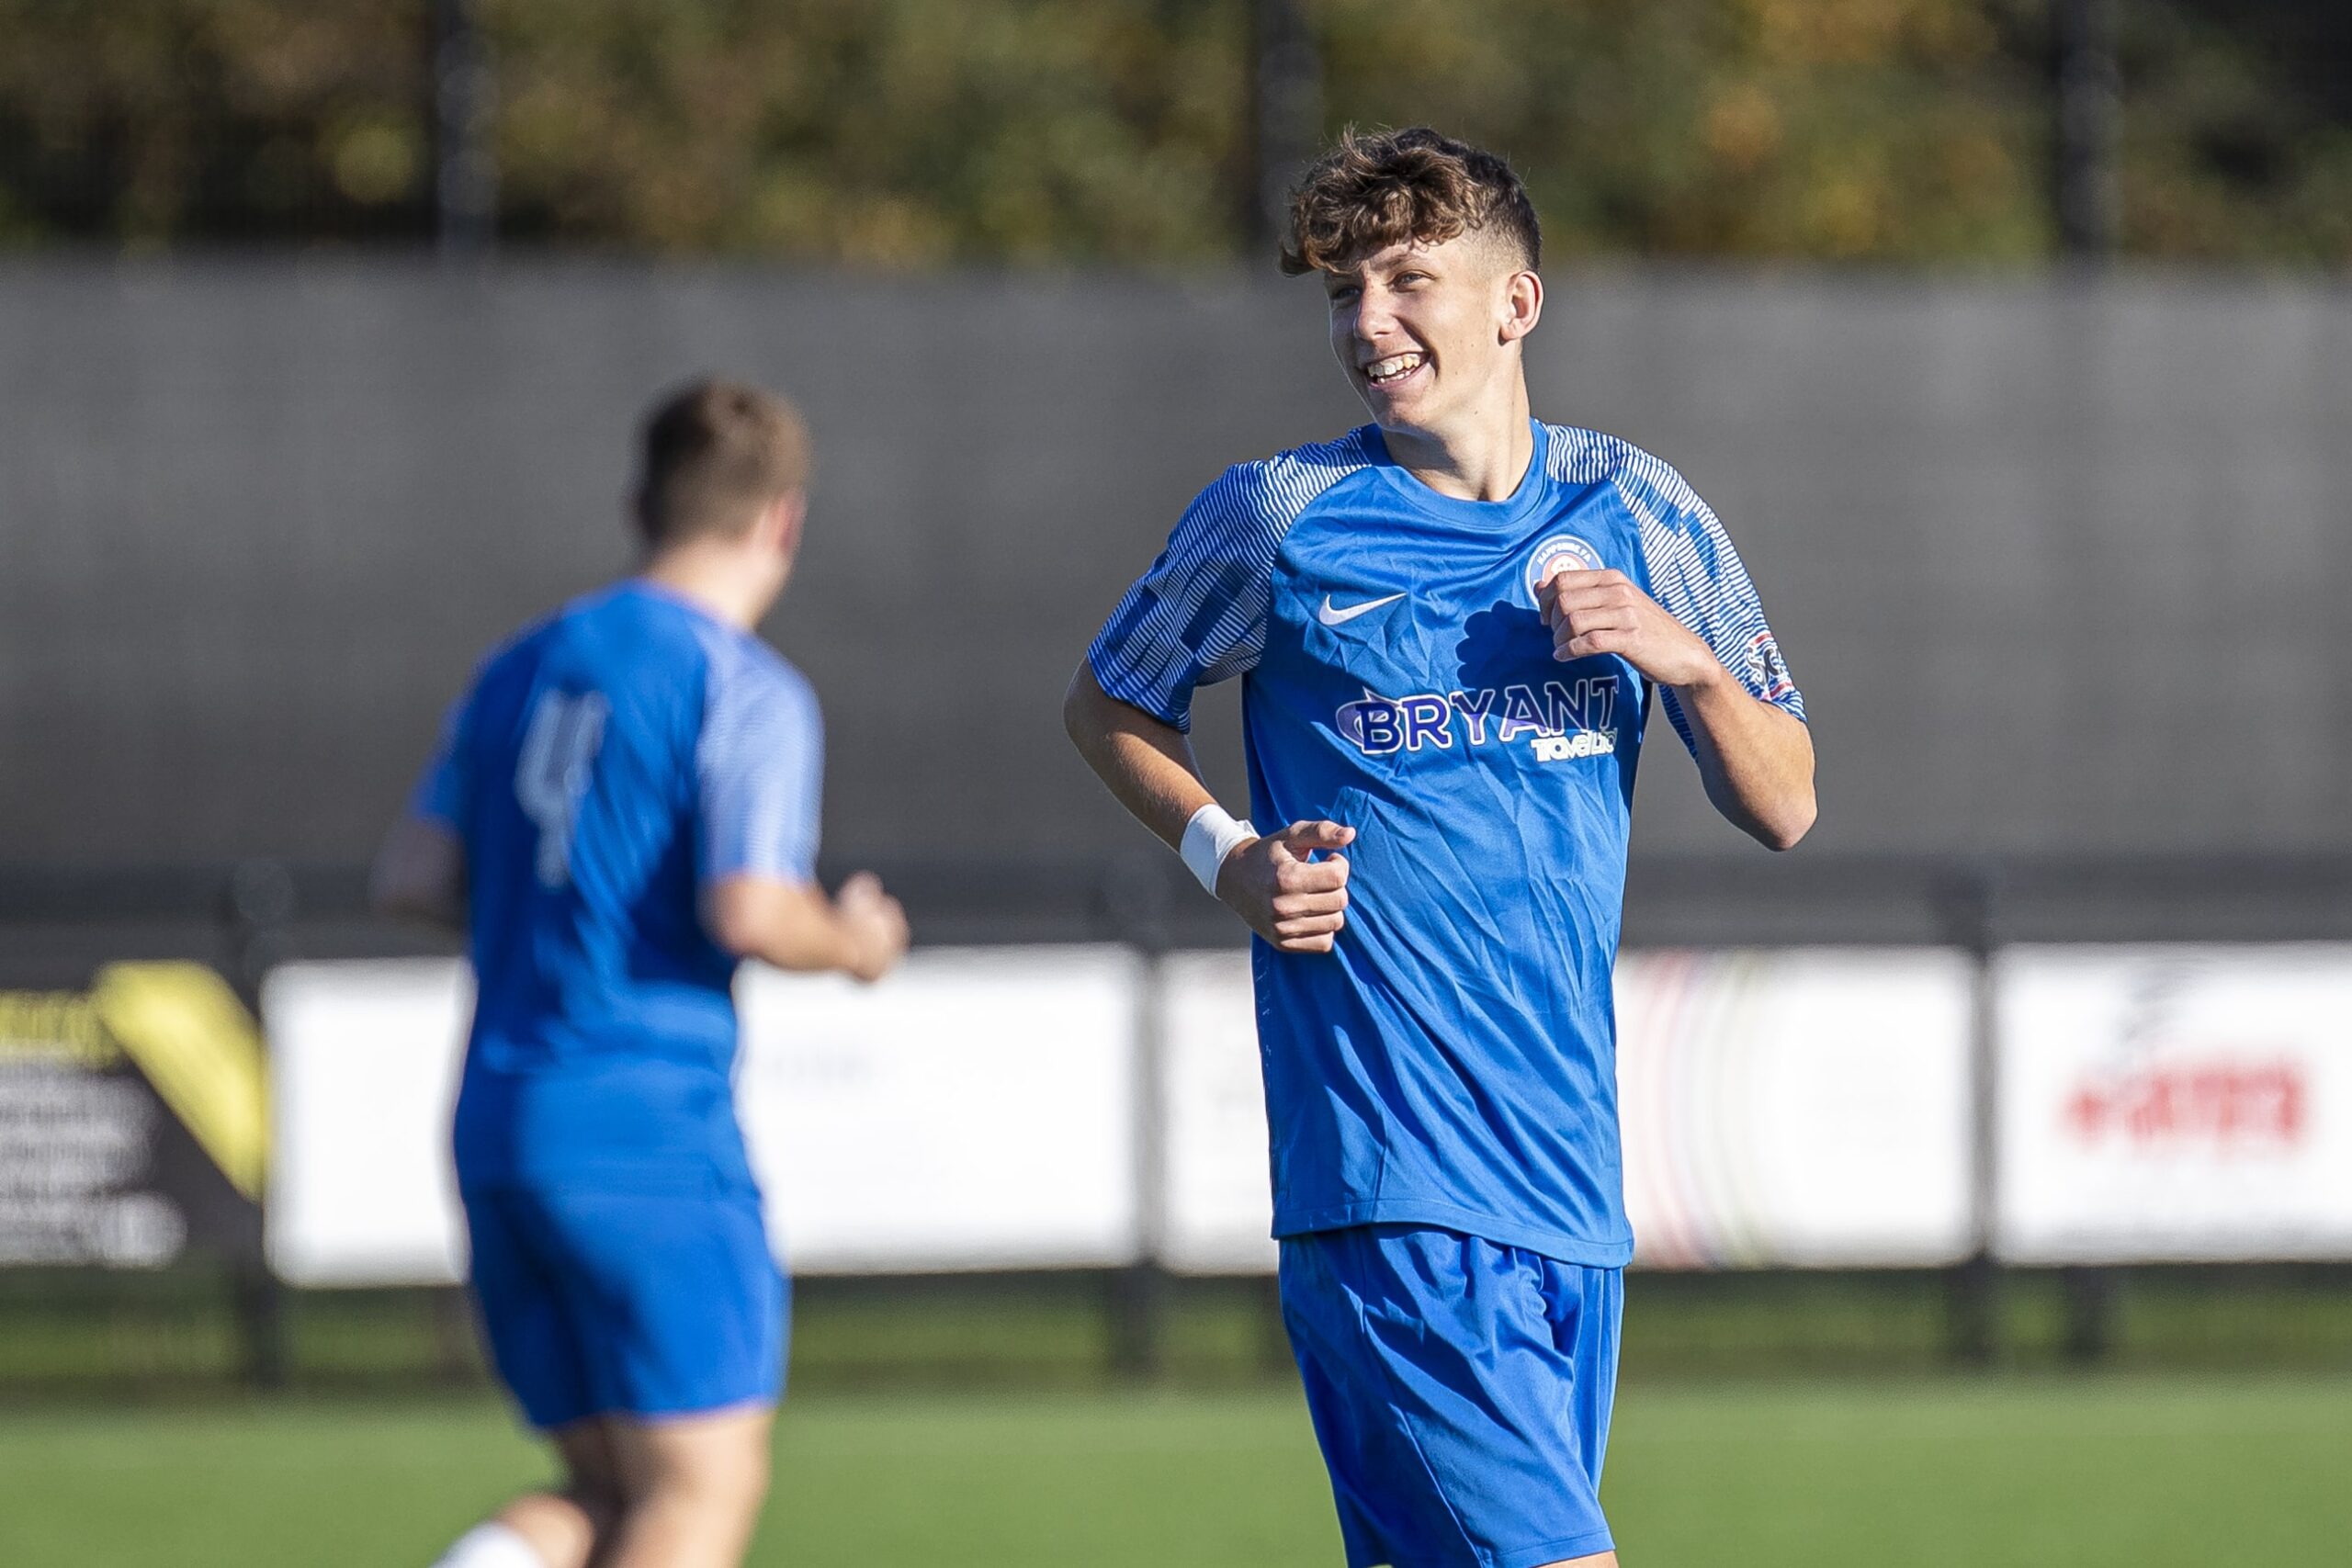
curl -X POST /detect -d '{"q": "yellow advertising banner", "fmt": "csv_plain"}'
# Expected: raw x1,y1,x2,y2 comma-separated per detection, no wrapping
0,964,266,1267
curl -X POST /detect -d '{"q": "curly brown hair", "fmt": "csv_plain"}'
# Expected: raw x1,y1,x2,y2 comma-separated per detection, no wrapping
1279,127,1541,276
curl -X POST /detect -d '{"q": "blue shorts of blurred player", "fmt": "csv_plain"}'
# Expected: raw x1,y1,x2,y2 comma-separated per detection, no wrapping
462,1180,786,1430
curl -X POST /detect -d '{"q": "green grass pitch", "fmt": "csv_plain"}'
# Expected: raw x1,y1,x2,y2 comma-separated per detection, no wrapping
3,1377,2346,1566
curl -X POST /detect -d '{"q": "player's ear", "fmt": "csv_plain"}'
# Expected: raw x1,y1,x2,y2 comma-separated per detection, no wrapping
765,490,808,557
1498,267,1543,345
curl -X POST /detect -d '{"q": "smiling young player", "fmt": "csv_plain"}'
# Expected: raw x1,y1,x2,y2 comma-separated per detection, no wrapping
1065,129,1815,1567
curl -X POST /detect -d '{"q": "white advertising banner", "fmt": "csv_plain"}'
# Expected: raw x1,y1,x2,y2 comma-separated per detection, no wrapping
737,947,1137,1274
1617,949,1975,1269
1996,944,2352,1264
273,943,2352,1280
1159,949,1276,1274
1156,946,1979,1275
266,959,471,1287
266,949,1140,1286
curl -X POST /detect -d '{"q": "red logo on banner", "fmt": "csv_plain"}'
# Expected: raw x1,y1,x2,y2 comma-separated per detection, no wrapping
2065,1057,2307,1150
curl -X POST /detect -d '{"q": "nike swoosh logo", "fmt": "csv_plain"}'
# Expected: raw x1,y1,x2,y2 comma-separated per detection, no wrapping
1317,592,1407,627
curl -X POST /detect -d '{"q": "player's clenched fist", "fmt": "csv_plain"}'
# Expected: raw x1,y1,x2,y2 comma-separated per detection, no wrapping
835,871,910,983
1215,819,1355,954
1540,567,1721,688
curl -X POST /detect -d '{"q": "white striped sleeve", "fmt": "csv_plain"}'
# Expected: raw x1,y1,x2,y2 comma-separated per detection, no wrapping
1615,448,1805,755
1086,464,1294,733
1087,433,1374,731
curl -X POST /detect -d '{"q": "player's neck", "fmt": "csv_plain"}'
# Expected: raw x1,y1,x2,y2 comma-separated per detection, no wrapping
638,547,782,632
1376,378,1535,503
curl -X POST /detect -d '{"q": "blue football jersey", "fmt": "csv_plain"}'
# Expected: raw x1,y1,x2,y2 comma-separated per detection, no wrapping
1090,421,1804,1264
413,581,823,1191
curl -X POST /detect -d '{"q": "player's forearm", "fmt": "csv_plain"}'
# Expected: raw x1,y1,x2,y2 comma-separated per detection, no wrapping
741,908,863,975
1061,663,1219,851
1673,668,1816,852
708,880,858,973
707,873,907,981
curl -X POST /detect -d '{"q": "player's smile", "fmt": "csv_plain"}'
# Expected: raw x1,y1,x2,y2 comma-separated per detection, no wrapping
1360,349,1430,394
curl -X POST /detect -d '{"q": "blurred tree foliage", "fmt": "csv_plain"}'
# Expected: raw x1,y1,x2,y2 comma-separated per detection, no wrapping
489,0,1247,262
2116,0,2352,260
0,1,429,244
1317,0,2054,263
0,0,2345,264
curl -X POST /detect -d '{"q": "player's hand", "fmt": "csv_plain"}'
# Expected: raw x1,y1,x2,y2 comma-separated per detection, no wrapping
835,871,910,983
1215,819,1354,954
1541,568,1723,689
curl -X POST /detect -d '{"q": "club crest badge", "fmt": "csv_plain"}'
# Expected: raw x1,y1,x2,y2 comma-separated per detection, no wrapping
1524,534,1605,603
1745,629,1797,701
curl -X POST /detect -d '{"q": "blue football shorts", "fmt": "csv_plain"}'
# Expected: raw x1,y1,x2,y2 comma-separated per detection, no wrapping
461,1180,786,1430
1280,1224,1623,1568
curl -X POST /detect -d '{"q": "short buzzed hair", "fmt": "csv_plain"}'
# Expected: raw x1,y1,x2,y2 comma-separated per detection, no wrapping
632,378,811,547
1280,127,1541,276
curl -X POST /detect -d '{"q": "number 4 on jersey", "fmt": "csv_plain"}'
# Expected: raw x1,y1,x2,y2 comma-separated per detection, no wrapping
515,689,610,888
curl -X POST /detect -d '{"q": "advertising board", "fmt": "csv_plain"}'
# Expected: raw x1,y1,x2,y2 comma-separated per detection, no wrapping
1996,944,2352,1263
265,959,471,1287
736,948,1138,1273
266,949,1139,1284
1154,946,1980,1274
1613,949,1975,1269
0,964,264,1269
1159,950,1275,1274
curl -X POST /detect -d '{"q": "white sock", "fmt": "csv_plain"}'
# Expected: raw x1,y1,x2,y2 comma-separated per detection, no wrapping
430,1522,546,1568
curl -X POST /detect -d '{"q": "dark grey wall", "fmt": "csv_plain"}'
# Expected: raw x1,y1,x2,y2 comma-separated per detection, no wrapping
2,261,2346,873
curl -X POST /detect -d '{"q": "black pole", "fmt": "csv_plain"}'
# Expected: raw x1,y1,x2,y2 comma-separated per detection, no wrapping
2052,0,2120,262
434,0,498,256
2061,1264,2117,1363
1249,0,1323,250
222,861,295,1389
1102,855,1176,1381
1941,864,2004,1366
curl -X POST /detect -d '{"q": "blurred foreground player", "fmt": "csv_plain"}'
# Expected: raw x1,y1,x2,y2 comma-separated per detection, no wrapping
1065,130,1815,1567
372,378,908,1568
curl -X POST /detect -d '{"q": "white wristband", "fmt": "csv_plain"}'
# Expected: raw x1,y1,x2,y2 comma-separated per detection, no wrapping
1180,803,1257,897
